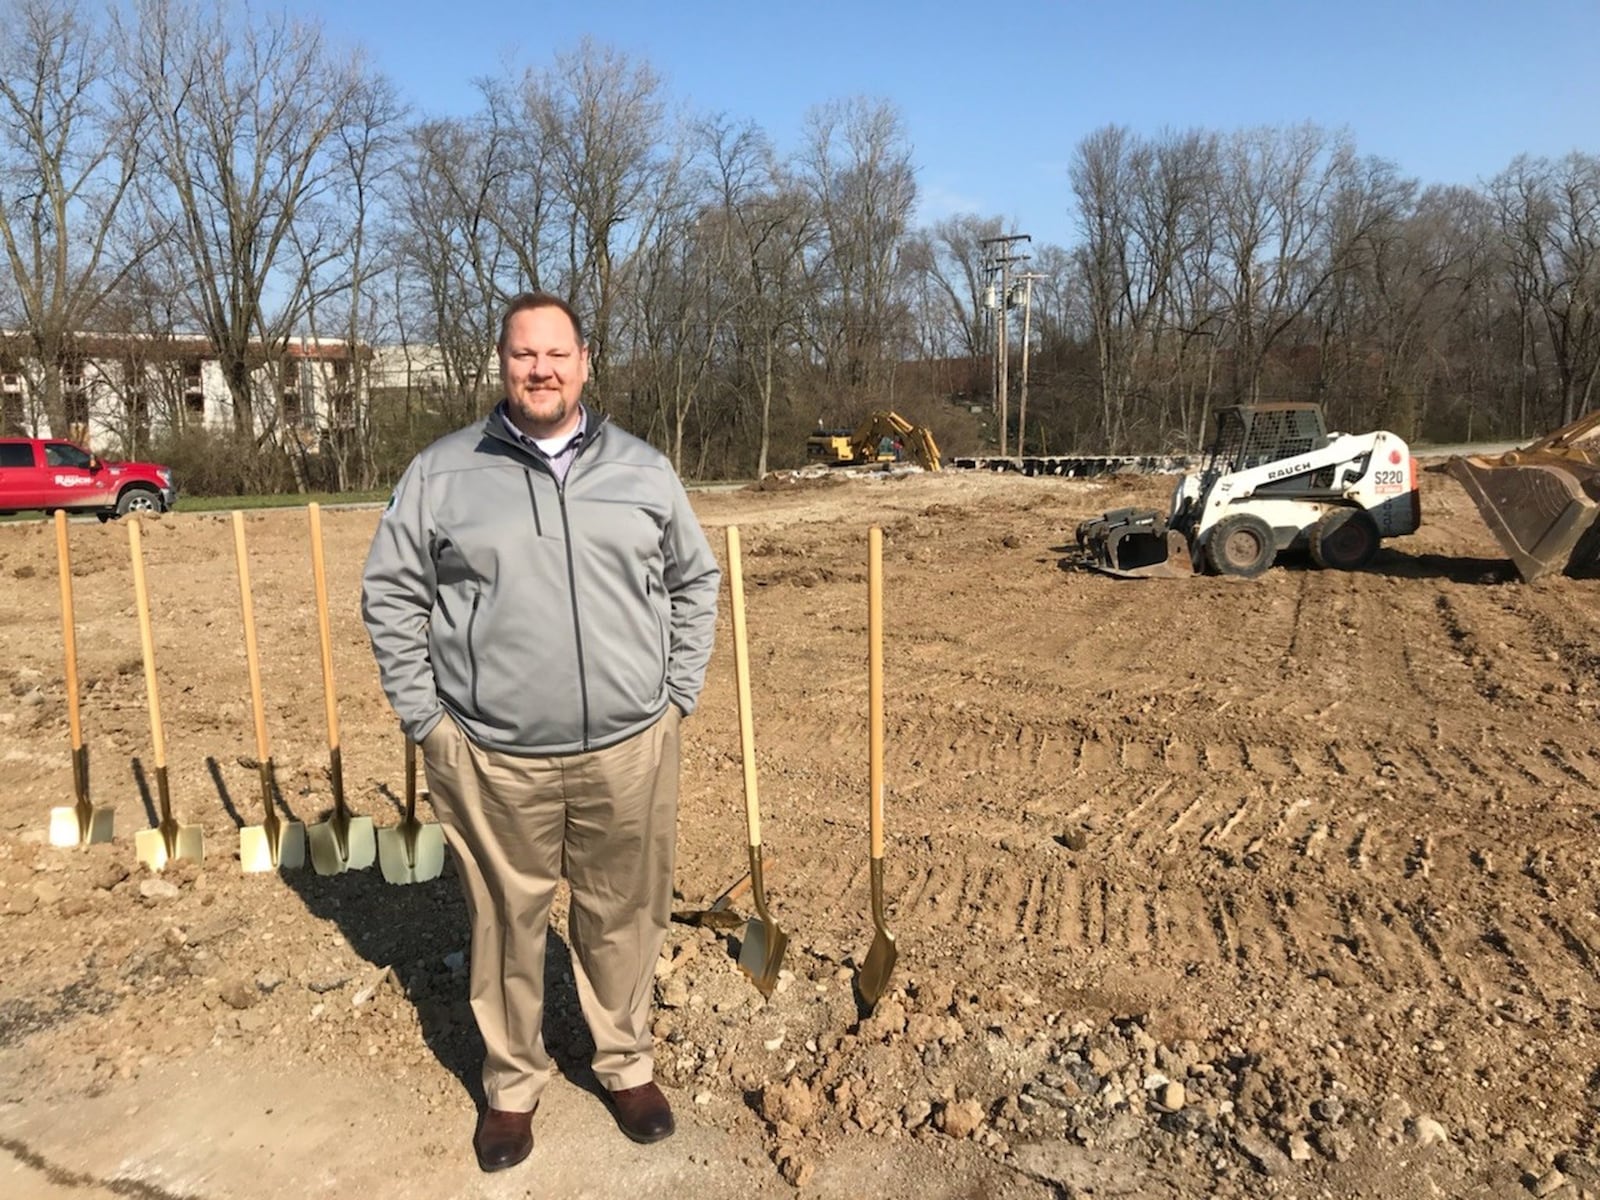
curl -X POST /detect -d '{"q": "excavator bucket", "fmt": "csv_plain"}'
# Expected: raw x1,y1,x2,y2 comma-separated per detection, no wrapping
1446,412,1600,582
1077,509,1195,579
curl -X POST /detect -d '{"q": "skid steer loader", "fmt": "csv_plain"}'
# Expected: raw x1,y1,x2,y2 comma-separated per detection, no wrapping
1446,410,1600,582
1077,402,1422,579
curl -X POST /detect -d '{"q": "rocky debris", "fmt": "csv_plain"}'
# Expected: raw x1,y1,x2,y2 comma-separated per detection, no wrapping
218,979,258,1010
773,1145,815,1187
936,1098,985,1139
1556,1153,1600,1186
1531,1167,1566,1198
138,878,180,901
91,859,131,890
759,1076,816,1128
1409,1116,1450,1147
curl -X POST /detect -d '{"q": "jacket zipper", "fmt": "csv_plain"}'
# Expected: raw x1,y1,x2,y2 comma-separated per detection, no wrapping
556,481,590,749
503,415,598,750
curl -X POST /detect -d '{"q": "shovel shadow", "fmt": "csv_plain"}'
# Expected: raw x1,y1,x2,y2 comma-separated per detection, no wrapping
129,757,157,827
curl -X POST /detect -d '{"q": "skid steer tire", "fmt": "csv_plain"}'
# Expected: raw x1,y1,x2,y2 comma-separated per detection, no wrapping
1205,513,1276,578
1310,509,1380,571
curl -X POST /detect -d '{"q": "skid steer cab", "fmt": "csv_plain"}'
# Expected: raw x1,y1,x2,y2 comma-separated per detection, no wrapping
1077,403,1421,579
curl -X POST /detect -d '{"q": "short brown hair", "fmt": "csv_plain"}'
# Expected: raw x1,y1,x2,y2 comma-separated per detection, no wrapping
497,292,586,350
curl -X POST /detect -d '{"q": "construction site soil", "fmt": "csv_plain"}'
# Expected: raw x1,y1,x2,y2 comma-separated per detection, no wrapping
1,465,1597,1199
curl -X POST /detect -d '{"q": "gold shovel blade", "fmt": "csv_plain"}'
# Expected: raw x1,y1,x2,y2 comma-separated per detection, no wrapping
136,824,205,872
856,928,899,1012
239,821,306,873
48,805,114,847
737,914,788,997
376,821,446,885
307,815,377,875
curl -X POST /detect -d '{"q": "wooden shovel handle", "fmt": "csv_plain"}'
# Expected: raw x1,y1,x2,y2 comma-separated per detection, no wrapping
726,526,763,850
128,518,166,769
869,526,885,861
404,736,417,820
308,503,341,751
54,511,83,751
231,512,272,762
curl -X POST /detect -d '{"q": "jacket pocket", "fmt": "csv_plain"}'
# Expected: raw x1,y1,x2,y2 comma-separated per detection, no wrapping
647,574,669,696
466,591,482,714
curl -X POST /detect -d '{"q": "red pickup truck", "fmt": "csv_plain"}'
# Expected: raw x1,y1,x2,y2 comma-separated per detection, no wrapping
0,437,177,519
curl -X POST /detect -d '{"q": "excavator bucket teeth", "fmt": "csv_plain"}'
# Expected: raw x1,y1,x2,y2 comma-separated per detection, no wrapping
1447,455,1600,581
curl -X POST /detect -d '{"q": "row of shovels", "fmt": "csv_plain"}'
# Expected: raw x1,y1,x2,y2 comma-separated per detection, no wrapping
46,506,444,885
721,524,898,1012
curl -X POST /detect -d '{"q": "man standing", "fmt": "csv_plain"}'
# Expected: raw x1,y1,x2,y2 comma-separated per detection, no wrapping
361,293,720,1173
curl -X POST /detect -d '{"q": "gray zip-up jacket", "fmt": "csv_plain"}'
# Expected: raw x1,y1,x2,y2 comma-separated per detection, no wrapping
361,408,720,755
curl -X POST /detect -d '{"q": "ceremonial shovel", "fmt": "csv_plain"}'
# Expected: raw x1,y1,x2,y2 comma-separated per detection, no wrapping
129,519,203,871
47,511,114,847
855,526,898,1011
726,525,788,996
232,513,306,873
304,504,376,874
377,738,445,885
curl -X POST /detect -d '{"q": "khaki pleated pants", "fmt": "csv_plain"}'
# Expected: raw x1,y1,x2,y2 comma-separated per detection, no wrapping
419,708,680,1112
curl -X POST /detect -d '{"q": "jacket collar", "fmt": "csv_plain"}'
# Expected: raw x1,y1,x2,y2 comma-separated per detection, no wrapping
482,400,608,460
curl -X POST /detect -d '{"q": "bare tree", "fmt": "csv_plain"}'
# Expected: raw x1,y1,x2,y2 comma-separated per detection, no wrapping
1215,124,1358,403
1490,153,1600,430
1070,126,1215,449
118,0,370,436
389,112,518,420
0,0,152,439
702,118,819,476
300,72,406,489
905,213,1005,363
525,39,673,380
798,97,918,401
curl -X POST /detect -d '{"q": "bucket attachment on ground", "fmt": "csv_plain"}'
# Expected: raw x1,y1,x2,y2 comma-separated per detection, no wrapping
48,512,114,847
377,739,446,885
1447,412,1600,582
1077,508,1195,579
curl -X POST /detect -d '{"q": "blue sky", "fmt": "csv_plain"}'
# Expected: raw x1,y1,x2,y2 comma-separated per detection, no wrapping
315,0,1598,248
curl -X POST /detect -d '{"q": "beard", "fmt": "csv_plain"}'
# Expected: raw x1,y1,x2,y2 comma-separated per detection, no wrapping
508,389,571,436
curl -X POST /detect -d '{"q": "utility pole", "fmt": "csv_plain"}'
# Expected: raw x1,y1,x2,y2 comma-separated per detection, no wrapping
981,233,1029,456
1013,272,1045,458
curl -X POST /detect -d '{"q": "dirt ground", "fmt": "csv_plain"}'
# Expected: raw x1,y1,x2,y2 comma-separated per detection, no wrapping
1,464,1597,1199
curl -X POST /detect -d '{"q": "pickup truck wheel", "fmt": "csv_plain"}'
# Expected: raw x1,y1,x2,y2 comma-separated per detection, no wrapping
1310,509,1380,570
115,487,163,517
1204,513,1277,578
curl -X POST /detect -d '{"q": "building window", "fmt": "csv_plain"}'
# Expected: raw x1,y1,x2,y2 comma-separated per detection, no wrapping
182,358,204,419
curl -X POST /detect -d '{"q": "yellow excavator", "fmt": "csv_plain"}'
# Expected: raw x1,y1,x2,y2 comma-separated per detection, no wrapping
1447,410,1600,581
805,410,942,471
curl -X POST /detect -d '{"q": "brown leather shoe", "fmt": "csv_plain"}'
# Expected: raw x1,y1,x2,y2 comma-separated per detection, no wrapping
474,1106,535,1172
607,1081,675,1144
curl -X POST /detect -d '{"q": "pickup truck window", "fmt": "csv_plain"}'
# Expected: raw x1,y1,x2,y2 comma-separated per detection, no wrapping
0,443,32,467
45,442,91,468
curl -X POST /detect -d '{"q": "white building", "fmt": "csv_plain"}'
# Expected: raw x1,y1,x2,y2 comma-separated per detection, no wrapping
0,333,365,453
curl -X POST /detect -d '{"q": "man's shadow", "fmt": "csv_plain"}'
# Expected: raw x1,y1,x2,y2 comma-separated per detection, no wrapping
250,775,596,1111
